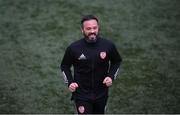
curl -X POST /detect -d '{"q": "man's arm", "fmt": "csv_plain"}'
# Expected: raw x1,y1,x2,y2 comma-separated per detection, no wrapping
108,43,122,80
60,46,74,86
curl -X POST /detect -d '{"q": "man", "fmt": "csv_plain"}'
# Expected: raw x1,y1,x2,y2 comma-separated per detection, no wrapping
60,15,122,114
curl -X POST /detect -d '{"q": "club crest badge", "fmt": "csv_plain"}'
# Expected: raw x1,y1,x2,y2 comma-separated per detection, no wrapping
78,106,85,113
100,52,106,59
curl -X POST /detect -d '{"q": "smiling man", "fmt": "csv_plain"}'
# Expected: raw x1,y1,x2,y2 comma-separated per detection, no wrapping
60,15,122,114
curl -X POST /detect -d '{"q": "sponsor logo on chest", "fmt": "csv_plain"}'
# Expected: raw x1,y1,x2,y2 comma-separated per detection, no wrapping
78,53,87,60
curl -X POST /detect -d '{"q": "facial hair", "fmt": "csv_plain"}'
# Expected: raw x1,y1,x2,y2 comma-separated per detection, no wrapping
84,33,98,43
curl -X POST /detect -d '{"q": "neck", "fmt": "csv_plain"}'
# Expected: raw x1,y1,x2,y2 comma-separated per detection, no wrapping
84,36,100,44
85,38,97,43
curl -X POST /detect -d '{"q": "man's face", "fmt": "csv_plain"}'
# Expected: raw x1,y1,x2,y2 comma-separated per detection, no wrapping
81,19,99,43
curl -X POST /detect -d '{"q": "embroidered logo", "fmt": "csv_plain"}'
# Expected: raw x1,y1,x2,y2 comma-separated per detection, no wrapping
78,53,86,60
100,52,106,59
78,106,85,113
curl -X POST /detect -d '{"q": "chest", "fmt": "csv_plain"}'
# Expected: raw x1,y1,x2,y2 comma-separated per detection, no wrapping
73,46,110,64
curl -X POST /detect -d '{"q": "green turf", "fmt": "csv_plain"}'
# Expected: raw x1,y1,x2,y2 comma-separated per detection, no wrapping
0,0,180,114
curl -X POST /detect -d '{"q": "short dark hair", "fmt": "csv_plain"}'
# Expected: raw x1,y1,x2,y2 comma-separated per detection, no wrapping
81,15,99,28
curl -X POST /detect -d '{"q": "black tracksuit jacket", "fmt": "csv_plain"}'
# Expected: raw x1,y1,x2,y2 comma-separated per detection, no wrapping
61,37,122,101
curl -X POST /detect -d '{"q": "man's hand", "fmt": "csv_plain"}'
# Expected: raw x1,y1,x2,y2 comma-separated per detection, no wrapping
103,77,112,87
68,82,79,92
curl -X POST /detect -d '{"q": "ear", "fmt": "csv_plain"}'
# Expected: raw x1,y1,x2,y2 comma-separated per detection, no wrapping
98,26,100,31
81,28,84,33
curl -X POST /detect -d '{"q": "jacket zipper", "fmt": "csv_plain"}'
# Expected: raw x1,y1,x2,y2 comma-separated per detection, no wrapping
91,51,95,99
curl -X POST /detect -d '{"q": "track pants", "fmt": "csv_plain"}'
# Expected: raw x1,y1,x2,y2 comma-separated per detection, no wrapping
74,97,108,114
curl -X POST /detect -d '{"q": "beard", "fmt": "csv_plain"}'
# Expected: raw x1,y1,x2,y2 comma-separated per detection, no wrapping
84,32,98,43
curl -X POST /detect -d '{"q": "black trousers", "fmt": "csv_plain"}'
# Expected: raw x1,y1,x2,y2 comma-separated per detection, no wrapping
74,97,108,114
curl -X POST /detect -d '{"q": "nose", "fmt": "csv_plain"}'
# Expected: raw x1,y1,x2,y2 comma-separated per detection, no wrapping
90,28,95,33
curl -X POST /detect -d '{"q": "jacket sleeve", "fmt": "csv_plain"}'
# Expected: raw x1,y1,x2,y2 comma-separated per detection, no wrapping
108,43,122,80
60,46,74,86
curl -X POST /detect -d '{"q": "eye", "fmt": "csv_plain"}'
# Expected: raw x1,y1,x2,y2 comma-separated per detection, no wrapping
93,26,98,30
86,27,91,30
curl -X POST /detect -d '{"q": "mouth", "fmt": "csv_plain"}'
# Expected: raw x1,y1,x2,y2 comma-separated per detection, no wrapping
84,33,98,43
88,33,96,39
89,34,96,37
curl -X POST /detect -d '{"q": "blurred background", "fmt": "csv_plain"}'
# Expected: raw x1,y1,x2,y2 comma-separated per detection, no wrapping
0,0,180,114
